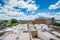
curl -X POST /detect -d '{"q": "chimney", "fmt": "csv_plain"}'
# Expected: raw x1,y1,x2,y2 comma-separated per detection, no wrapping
51,17,55,25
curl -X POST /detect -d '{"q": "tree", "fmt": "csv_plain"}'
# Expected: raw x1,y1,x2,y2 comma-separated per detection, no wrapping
0,20,6,26
32,21,35,25
10,18,18,23
10,18,18,26
54,22,60,26
3,20,8,24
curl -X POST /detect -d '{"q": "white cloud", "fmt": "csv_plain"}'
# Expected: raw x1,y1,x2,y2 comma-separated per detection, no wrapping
53,12,60,20
4,0,38,11
49,0,60,9
24,13,52,20
36,13,51,18
36,12,60,20
31,11,35,14
6,11,26,16
27,4,38,11
17,0,38,11
0,0,39,20
0,14,10,20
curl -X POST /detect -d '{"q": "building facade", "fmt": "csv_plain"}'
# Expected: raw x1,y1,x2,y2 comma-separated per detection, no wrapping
18,17,55,24
33,20,46,24
33,17,55,25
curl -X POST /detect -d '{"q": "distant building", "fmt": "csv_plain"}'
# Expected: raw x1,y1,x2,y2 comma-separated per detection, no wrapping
19,20,33,24
34,20,46,24
33,17,55,25
18,17,55,24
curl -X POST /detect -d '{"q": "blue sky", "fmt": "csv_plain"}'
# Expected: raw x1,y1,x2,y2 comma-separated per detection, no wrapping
0,0,60,20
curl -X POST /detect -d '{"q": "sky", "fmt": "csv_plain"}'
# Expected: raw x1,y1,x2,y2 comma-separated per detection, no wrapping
0,0,60,20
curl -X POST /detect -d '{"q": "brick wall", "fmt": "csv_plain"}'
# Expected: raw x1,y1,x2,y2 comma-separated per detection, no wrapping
34,20,46,24
31,31,37,38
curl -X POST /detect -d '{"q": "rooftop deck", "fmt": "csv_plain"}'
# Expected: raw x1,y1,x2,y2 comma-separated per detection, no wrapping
0,24,60,40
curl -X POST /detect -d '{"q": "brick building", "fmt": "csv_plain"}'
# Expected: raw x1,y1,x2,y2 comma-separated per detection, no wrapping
33,17,55,25
19,17,55,24
33,20,46,24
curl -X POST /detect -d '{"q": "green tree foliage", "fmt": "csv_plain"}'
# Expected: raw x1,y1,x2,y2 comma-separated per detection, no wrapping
10,18,18,23
3,20,9,26
54,22,60,26
3,20,8,23
0,20,9,26
32,21,35,25
10,18,18,26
